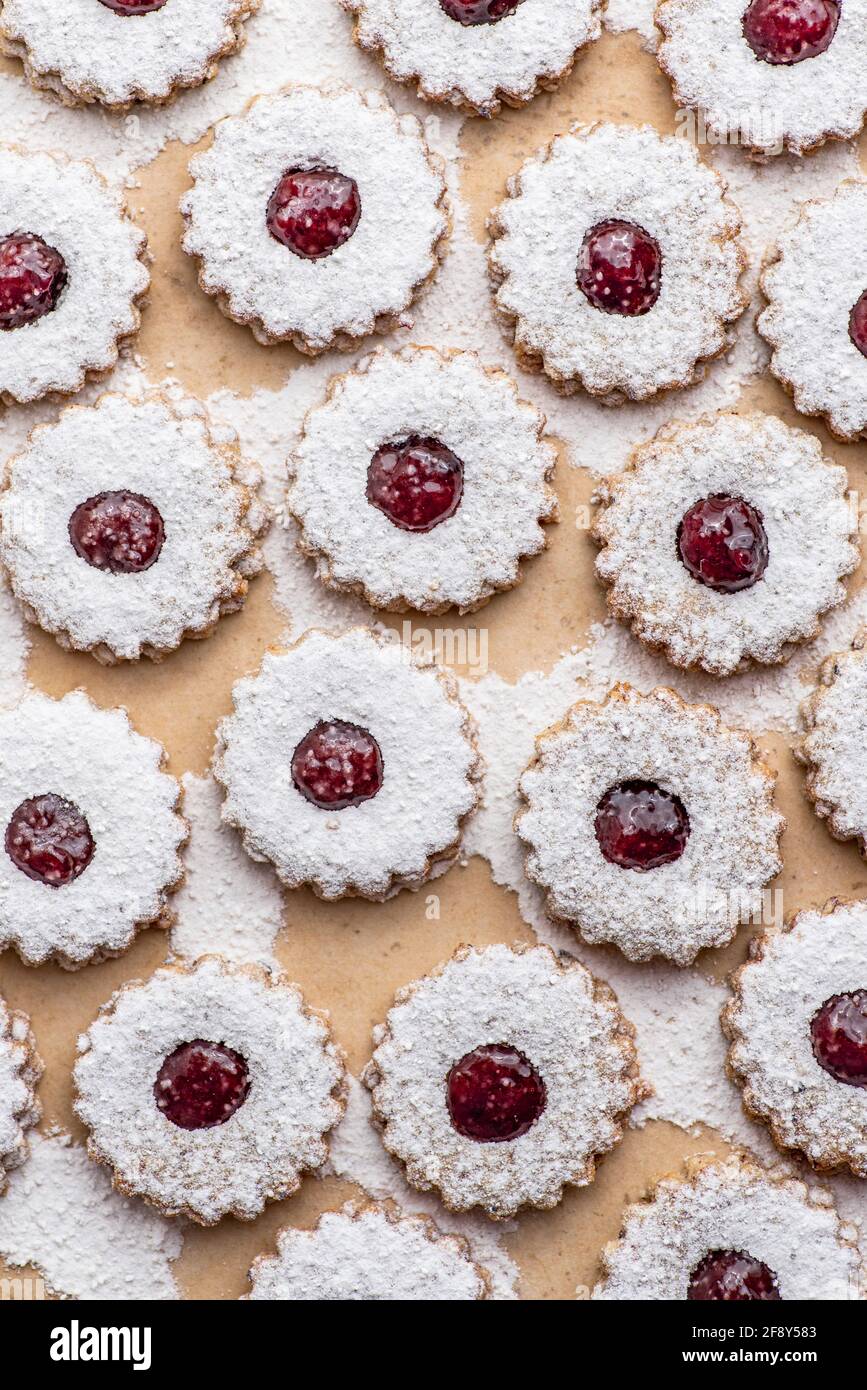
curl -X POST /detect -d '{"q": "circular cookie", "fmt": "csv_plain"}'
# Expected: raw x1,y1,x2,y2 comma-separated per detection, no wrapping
759,179,867,441
0,145,148,406
214,627,480,901
0,392,269,664
0,690,186,969
517,684,784,966
0,995,41,1192
340,0,603,117
724,899,867,1176
594,1153,860,1300
799,636,867,851
0,0,258,111
488,121,746,402
247,1200,491,1300
592,412,858,677
657,0,867,160
74,956,346,1224
288,346,557,615
363,942,645,1219
181,85,448,354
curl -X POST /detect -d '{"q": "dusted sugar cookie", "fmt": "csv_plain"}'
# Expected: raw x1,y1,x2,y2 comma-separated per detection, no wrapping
488,122,746,402
799,636,867,851
0,146,148,405
214,628,480,900
363,943,646,1219
517,685,784,965
341,0,603,117
289,346,557,614
247,1201,491,1300
593,412,858,676
181,85,448,354
595,1153,860,1300
0,392,268,664
74,956,346,1225
759,180,867,441
0,691,185,969
0,995,41,1191
657,0,867,159
724,899,867,1176
0,0,258,111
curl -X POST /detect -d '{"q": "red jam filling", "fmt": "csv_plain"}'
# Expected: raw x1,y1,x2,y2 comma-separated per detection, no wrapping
439,0,523,23
366,435,464,532
5,794,95,887
154,1040,250,1130
595,780,690,871
68,491,165,574
97,0,169,11
678,495,769,594
849,291,867,360
447,1043,547,1142
688,1249,782,1300
266,168,361,260
811,991,867,1087
742,0,840,65
577,220,662,317
0,232,67,330
291,720,383,809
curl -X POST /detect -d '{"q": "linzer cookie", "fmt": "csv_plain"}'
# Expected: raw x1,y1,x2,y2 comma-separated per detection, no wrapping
340,0,603,117
363,943,645,1219
247,1200,491,1300
214,628,480,900
288,347,557,614
799,636,867,851
0,146,148,405
488,122,746,402
0,691,185,969
594,1153,860,1300
657,0,867,159
74,956,346,1224
0,0,258,111
724,899,867,1176
0,995,41,1192
759,180,867,441
0,392,269,664
517,685,784,965
181,85,448,353
593,412,858,677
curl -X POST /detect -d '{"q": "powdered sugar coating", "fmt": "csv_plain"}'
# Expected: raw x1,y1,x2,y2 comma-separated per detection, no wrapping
725,901,867,1175
289,347,557,614
759,180,867,441
593,412,858,676
364,943,644,1219
0,392,268,663
181,86,448,353
74,956,346,1224
247,1200,490,1300
657,0,867,159
341,0,602,116
800,639,867,847
595,1154,860,1299
0,0,258,110
517,685,784,965
0,146,148,404
215,628,480,899
0,997,41,1189
0,690,185,968
488,122,746,402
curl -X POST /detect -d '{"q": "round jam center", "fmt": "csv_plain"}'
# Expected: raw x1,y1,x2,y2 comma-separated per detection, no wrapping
5,794,95,887
68,491,165,574
291,720,383,810
0,232,67,331
366,435,464,533
154,1040,250,1130
595,780,690,871
742,0,840,64
577,220,662,317
266,168,361,261
849,291,867,360
439,0,523,23
447,1043,547,1142
688,1249,782,1301
678,495,769,594
97,0,169,12
811,991,867,1086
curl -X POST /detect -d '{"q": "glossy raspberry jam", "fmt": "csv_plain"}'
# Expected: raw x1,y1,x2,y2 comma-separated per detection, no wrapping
811,991,867,1086
678,495,769,594
742,0,840,65
97,0,169,11
366,435,464,532
266,168,361,260
849,291,867,360
577,220,662,317
447,1043,547,1142
69,491,165,574
439,0,523,22
595,780,690,871
688,1249,782,1300
291,720,383,809
154,1040,251,1130
5,794,95,887
0,232,67,330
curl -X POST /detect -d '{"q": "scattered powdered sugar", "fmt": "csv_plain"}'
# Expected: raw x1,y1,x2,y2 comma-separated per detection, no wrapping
800,643,867,845
0,1131,182,1299
169,773,284,968
603,0,660,51
0,580,28,711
